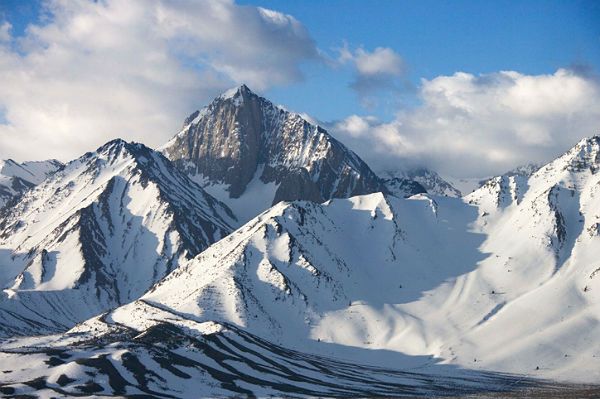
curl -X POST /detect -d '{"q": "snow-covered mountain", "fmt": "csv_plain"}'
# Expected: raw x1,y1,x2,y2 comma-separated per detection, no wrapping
14,134,597,389
475,162,541,192
382,168,461,197
162,85,421,222
0,139,236,337
0,159,63,208
2,124,600,395
448,162,542,196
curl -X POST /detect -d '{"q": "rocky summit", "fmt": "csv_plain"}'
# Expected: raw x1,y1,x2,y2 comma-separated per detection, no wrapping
162,85,422,221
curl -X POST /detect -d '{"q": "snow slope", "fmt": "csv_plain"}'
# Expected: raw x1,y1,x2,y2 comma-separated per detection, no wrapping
0,139,236,336
0,159,63,208
54,135,600,384
0,321,546,398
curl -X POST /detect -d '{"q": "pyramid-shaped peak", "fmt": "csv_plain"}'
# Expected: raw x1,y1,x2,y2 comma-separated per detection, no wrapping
72,139,159,171
180,85,265,128
218,83,256,101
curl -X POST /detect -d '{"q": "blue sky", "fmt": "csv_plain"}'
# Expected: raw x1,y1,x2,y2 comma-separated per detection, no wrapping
240,0,600,121
3,0,598,121
0,0,599,177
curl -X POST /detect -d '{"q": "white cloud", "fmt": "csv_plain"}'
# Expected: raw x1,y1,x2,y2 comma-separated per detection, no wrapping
338,45,405,107
343,47,404,77
0,0,317,161
331,68,600,178
0,22,10,42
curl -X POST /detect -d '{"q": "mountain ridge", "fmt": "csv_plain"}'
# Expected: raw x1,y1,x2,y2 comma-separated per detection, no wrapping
0,84,599,395
0,138,236,336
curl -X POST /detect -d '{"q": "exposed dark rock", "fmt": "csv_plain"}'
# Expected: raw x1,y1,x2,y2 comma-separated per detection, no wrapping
163,85,395,205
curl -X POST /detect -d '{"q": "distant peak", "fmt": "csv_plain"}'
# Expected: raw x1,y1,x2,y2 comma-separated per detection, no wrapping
569,135,600,155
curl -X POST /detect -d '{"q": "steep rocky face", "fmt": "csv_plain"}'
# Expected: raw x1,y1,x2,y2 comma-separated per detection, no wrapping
0,139,236,336
162,85,390,217
0,159,63,208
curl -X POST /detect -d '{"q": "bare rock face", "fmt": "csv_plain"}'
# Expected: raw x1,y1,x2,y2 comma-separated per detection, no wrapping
163,85,408,206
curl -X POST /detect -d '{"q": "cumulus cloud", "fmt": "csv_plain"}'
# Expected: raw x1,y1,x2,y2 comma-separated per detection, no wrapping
331,68,600,178
338,45,405,107
0,0,317,161
0,22,10,42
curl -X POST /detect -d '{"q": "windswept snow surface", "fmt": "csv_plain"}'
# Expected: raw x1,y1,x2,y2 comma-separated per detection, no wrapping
0,321,546,398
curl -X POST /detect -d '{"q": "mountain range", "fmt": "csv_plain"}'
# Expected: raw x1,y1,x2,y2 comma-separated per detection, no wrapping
0,85,598,397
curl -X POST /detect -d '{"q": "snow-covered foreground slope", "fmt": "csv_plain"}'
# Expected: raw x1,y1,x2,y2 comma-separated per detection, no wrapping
0,321,557,398
0,139,235,336
53,136,600,385
0,159,63,208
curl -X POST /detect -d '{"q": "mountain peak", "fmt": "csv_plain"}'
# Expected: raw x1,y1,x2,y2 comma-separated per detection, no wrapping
554,134,600,173
0,138,235,336
580,134,600,145
181,85,258,128
93,138,149,161
163,85,387,221
218,83,255,102
96,137,135,151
